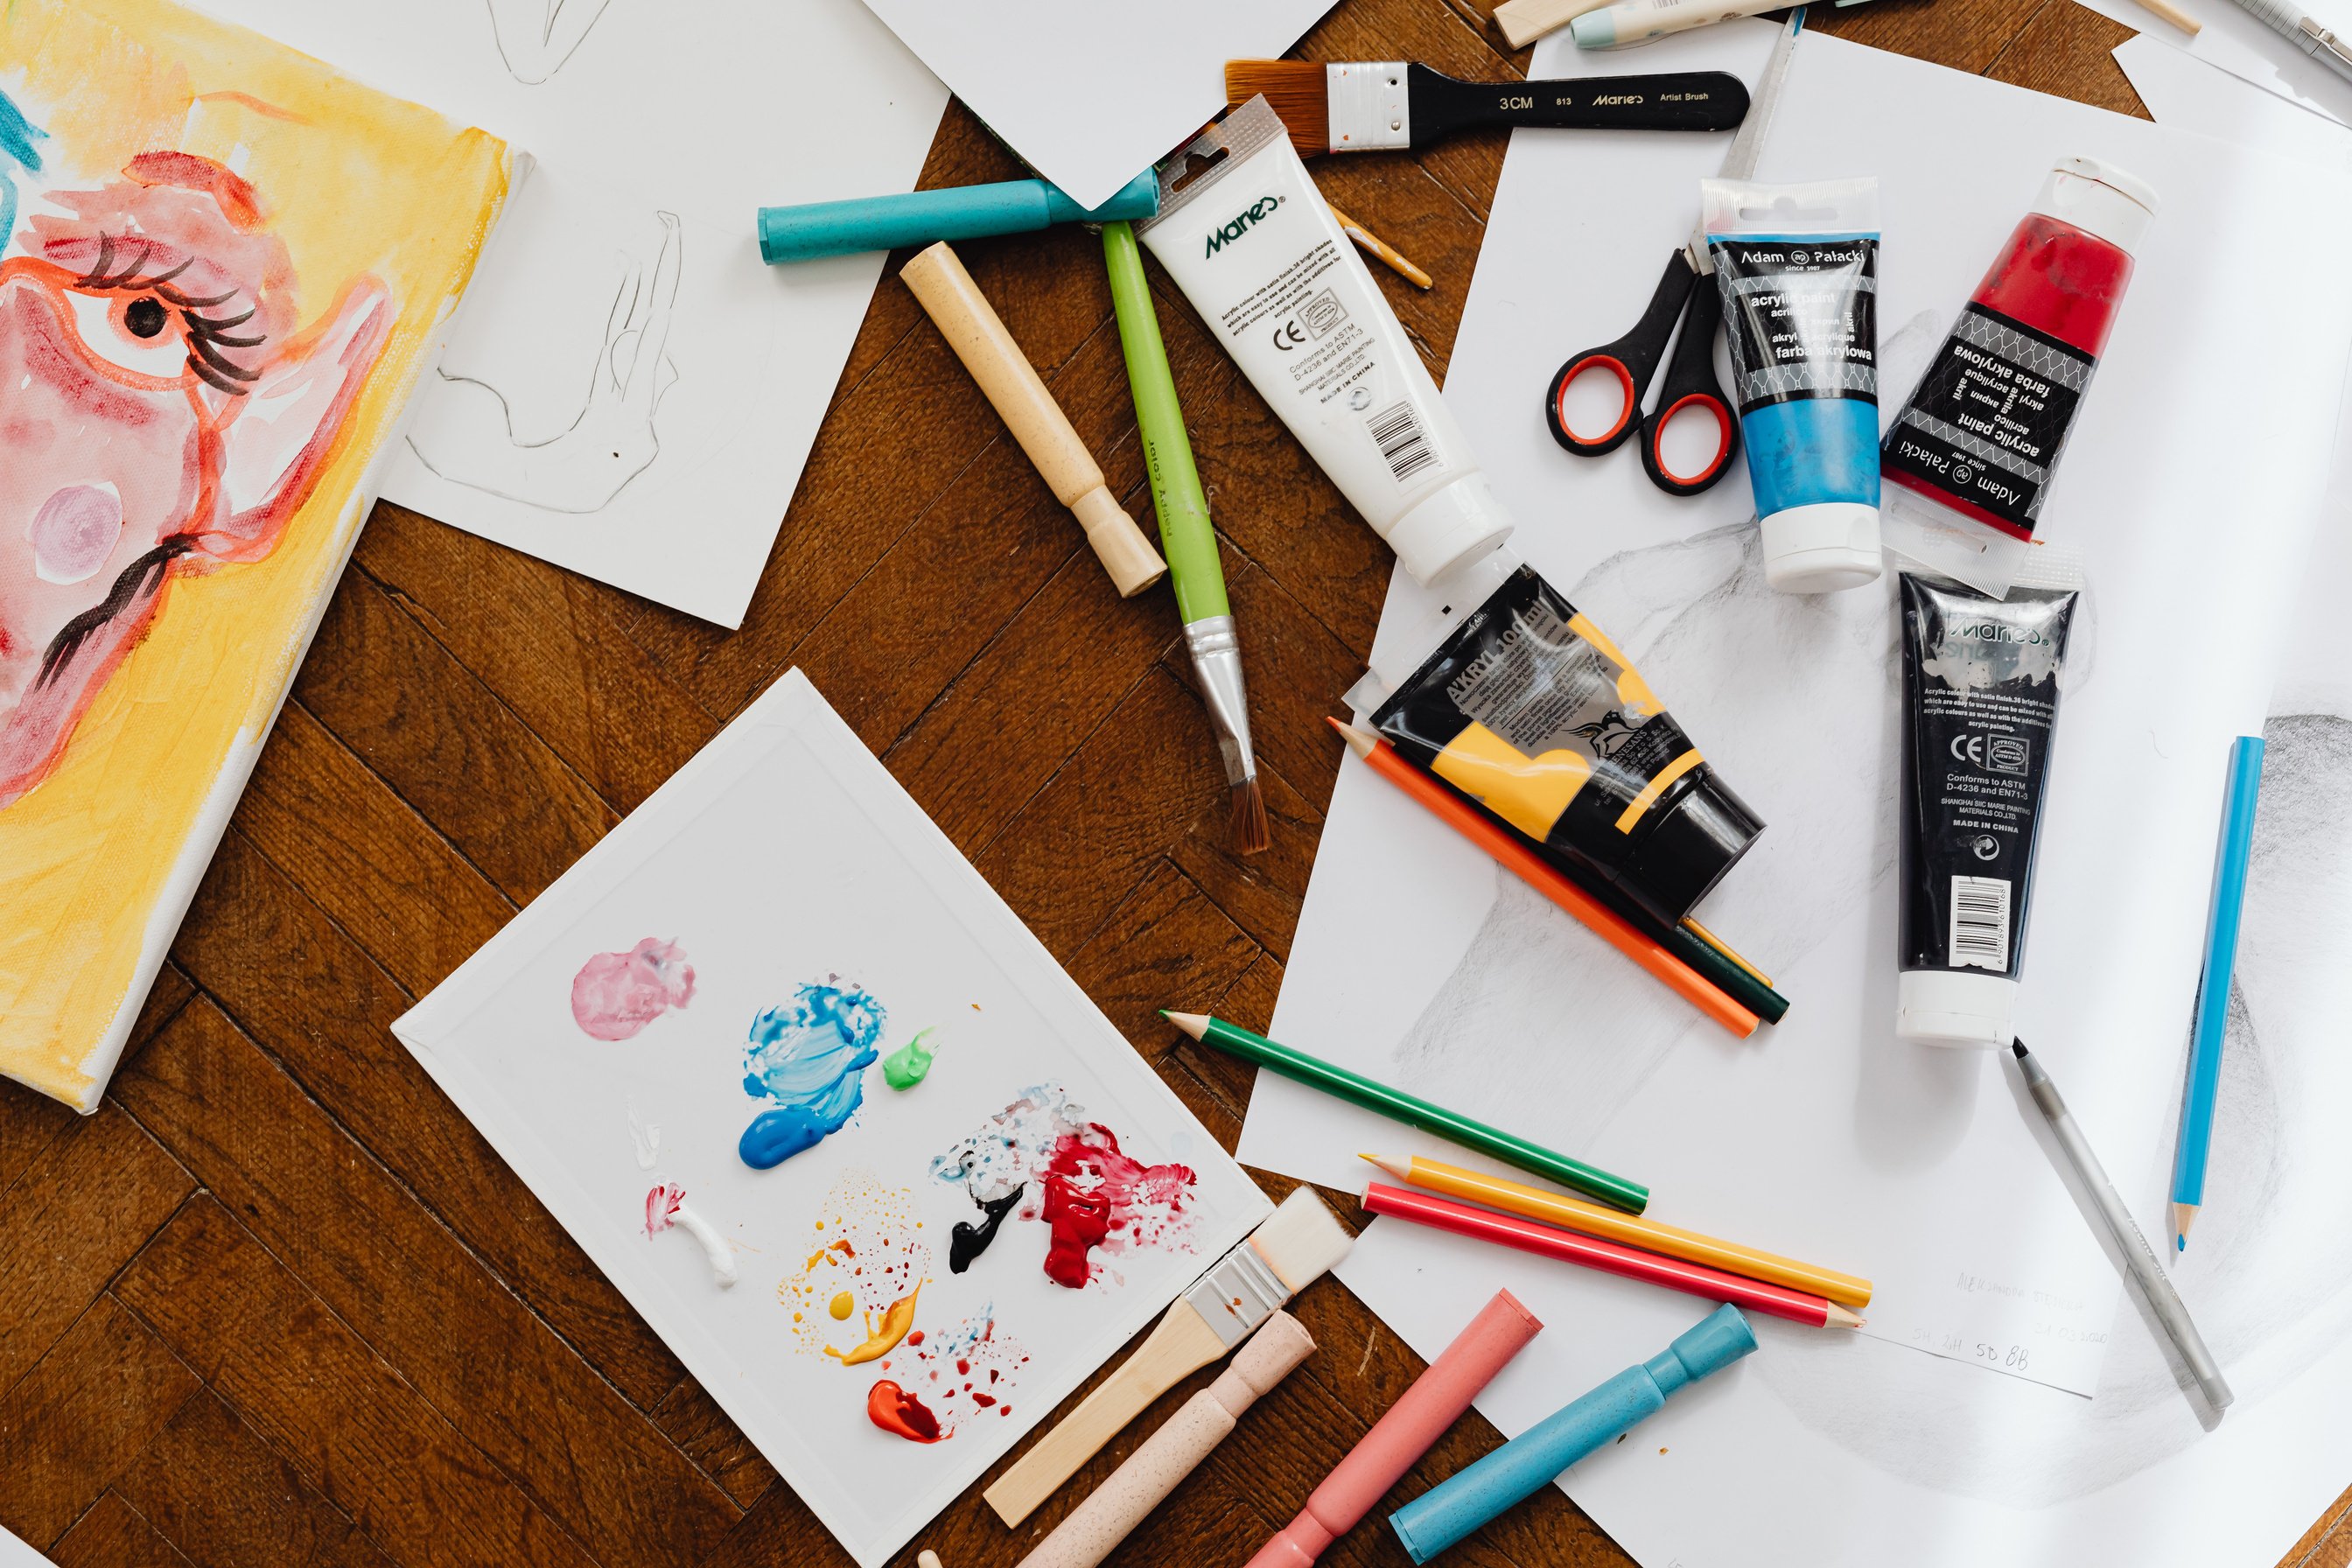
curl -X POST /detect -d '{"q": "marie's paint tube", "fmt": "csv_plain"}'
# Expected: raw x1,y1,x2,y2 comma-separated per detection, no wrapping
1880,158,2152,598
1895,552,2082,1047
1369,563,1762,928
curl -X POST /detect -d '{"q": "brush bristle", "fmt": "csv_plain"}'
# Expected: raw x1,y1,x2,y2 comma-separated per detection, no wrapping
1224,60,1332,155
1231,776,1271,856
1250,1187,1354,1294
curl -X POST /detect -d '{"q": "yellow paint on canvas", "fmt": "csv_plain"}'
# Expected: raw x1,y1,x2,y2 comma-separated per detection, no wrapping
0,0,513,1107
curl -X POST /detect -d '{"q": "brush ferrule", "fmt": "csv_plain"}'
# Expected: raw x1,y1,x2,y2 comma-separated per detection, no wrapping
1184,616,1257,787
1326,61,1410,151
1180,1237,1290,1348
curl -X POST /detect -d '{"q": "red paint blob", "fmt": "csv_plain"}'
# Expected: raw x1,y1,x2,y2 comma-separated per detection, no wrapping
1038,1125,1196,1289
956,1358,970,1376
973,1392,997,1408
866,1380,942,1444
906,1331,925,1346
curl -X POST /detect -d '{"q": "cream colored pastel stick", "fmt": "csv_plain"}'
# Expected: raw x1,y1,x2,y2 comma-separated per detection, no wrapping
900,242,1166,597
1014,1313,1315,1568
1492,0,1614,49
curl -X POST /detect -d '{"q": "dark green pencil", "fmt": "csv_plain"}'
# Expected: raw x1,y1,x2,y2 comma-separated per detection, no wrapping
1163,1010,1648,1213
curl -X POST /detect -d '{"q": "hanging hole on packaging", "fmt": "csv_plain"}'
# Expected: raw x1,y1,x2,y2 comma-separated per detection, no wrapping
1734,193,1842,223
1172,146,1228,193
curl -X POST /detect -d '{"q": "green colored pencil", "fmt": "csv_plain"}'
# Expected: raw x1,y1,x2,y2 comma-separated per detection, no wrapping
1162,1009,1648,1214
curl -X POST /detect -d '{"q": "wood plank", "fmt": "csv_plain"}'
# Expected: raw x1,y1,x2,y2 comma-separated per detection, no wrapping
111,1391,396,1568
170,830,682,1411
111,998,737,1568
46,1492,197,1568
115,1195,604,1568
0,1105,191,1404
0,967,192,1199
1065,861,1262,1048
1984,3,2148,113
650,1377,780,1514
0,1296,199,1550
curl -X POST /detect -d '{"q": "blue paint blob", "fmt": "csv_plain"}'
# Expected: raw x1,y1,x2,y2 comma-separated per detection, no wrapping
1740,396,1880,518
0,88,48,271
737,981,886,1170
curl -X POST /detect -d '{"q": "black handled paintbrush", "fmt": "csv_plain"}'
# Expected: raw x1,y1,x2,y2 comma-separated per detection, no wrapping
1225,60,1747,154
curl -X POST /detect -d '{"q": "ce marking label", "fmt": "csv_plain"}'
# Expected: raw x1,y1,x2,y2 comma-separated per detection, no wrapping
1271,318,1307,350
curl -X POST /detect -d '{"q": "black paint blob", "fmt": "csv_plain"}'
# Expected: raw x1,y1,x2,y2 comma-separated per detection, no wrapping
948,1185,1024,1274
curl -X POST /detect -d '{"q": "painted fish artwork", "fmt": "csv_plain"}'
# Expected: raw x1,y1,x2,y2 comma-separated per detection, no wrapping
0,0,516,1110
741,979,886,1168
572,938,696,1040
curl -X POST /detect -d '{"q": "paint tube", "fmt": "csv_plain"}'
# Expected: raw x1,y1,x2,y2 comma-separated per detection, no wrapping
1895,550,2082,1047
1139,98,1514,589
1880,158,2153,598
1363,559,1762,928
1700,177,1883,594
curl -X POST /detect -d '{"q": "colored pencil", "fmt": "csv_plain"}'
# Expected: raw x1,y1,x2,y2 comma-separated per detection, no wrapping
1331,720,1772,1037
1363,1152,1872,1308
1163,1011,1648,1214
2172,734,2265,1252
1362,1181,1864,1328
1326,203,1433,290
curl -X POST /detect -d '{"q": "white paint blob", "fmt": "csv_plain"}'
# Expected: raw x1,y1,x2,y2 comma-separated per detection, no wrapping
28,483,124,585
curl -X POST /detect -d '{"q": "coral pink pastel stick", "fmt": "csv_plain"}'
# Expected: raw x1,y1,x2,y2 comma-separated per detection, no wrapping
1245,1291,1543,1568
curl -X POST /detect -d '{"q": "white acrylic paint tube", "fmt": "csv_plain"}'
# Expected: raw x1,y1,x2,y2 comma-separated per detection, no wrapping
1140,98,1515,590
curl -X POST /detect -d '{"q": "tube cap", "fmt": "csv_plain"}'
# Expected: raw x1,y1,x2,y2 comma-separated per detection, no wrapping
1642,1305,1758,1396
1385,473,1516,586
1896,969,2016,1048
1622,769,1763,925
1759,501,1883,593
2032,157,2157,256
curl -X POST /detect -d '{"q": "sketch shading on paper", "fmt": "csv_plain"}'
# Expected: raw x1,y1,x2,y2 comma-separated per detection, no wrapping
486,0,619,83
409,210,679,513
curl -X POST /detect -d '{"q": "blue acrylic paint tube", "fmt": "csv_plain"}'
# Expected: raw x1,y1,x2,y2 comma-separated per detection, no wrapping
1388,1305,1757,1563
1702,178,1882,595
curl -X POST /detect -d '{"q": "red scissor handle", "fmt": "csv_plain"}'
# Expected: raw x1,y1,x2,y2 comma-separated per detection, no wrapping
1639,392,1738,496
1544,250,1695,458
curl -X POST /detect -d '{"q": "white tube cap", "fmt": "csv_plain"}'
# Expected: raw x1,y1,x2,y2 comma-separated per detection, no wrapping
2032,157,2157,256
1385,472,1516,586
1897,969,2016,1049
1759,501,1883,593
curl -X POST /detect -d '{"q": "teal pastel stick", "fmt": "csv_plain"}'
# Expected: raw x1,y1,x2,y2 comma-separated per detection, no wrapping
2169,733,2265,1250
758,172,1159,263
1389,1306,1756,1563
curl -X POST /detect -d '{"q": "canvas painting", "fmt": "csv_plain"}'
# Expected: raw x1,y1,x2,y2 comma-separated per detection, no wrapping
0,0,517,1111
392,668,1272,1568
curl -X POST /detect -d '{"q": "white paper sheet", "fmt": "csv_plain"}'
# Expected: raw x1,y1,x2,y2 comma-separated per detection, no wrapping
849,0,1335,211
2117,29,2352,164
395,668,1271,1568
2073,0,2352,127
191,0,948,626
0,1528,50,1568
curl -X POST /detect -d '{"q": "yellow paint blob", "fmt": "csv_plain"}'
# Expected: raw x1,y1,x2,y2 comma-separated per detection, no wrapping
826,1286,921,1367
828,1291,855,1321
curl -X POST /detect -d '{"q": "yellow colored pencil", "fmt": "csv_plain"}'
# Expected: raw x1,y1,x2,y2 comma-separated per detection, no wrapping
1362,1152,1872,1309
1326,202,1434,290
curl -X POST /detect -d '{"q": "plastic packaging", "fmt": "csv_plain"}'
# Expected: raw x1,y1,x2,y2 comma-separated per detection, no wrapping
1701,176,1883,593
1139,97,1514,588
1880,157,2153,598
1895,549,2083,1047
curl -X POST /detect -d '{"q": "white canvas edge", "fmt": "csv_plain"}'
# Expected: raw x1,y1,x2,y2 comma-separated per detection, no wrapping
24,147,537,1115
391,667,1274,1568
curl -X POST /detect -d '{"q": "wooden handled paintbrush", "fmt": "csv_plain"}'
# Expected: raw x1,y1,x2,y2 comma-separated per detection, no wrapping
1225,60,1748,155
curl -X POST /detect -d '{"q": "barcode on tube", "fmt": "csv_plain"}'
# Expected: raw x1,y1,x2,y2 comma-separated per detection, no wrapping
1368,401,1442,482
1949,875,2012,970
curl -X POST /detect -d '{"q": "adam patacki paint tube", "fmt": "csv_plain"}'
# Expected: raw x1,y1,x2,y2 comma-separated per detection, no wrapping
1895,550,2082,1047
1141,97,1514,589
1701,177,1883,594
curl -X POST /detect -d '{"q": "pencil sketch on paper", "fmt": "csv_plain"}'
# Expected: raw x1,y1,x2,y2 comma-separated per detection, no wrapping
406,209,678,513
486,0,618,84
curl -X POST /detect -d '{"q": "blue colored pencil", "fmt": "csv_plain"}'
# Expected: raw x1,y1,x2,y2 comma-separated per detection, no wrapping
2170,734,2265,1253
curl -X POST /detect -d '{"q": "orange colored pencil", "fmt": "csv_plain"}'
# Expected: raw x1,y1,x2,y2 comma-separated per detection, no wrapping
1331,719,1757,1039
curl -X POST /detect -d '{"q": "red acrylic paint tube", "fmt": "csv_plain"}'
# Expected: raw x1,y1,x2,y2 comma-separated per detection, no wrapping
1880,157,2155,598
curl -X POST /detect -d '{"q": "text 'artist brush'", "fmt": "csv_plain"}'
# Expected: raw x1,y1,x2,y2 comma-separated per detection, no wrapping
1331,720,1778,1035
1165,1010,1648,1213
1363,1181,1863,1328
1224,60,1748,156
983,1187,1353,1526
1363,1153,1872,1308
1102,220,1267,853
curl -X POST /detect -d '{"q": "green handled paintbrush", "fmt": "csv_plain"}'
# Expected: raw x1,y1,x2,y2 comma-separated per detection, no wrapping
1102,220,1267,854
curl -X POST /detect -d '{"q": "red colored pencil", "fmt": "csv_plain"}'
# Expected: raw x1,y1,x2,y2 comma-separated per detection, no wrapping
1362,1181,1864,1329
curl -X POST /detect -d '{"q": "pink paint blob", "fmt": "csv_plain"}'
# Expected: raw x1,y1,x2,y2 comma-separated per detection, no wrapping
645,1182,685,1236
571,938,696,1040
1039,1124,1197,1289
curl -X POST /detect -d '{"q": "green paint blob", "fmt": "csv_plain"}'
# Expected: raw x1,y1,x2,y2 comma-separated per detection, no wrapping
880,1028,939,1091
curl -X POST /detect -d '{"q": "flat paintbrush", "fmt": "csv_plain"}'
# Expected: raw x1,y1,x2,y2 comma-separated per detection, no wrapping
1224,60,1747,155
983,1187,1352,1526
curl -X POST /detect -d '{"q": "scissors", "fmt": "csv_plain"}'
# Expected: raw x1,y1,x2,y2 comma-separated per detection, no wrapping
1544,10,1805,497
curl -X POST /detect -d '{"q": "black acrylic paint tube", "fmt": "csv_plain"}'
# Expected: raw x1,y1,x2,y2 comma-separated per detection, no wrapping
1369,564,1764,929
1895,555,2082,1047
